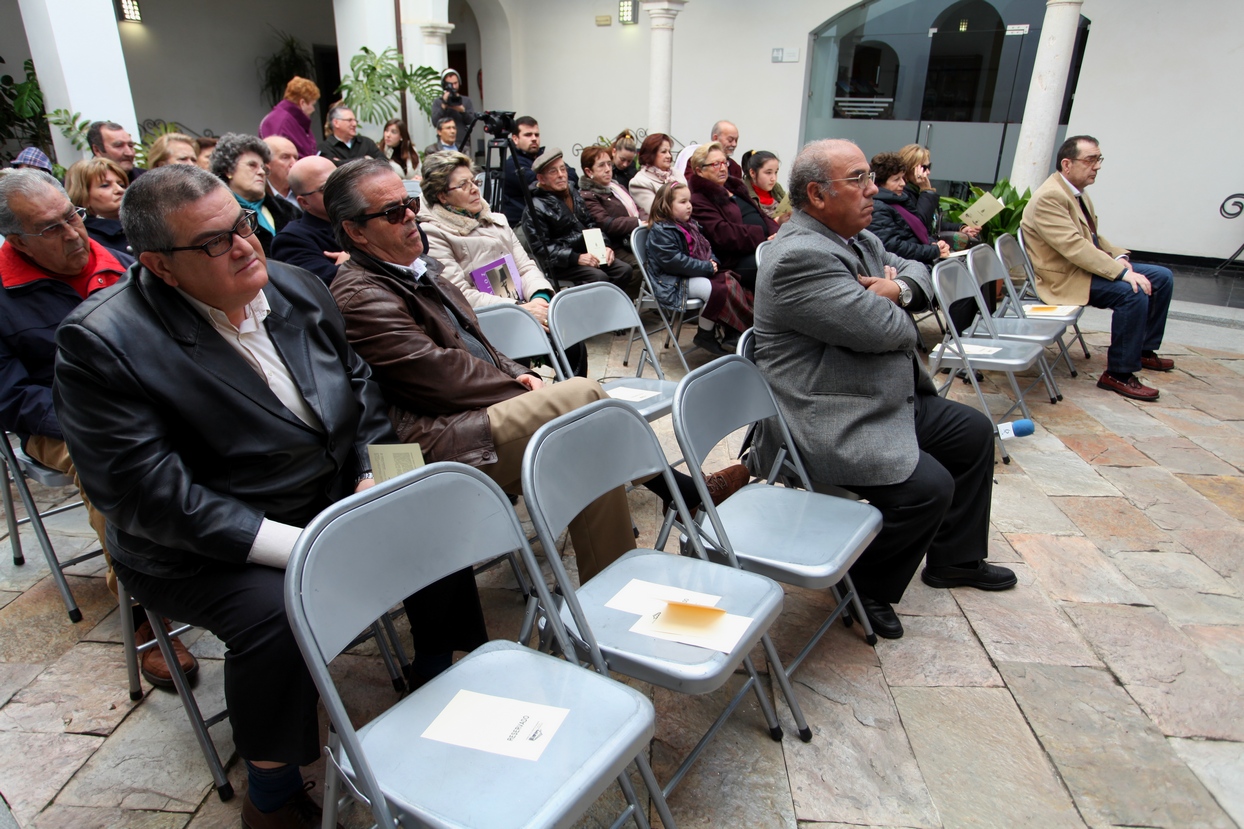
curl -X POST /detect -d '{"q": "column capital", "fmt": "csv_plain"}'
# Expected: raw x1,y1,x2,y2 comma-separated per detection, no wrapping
641,0,688,29
419,21,455,45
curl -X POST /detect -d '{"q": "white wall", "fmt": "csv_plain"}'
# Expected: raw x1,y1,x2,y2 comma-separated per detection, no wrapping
1069,0,1243,258
119,0,337,139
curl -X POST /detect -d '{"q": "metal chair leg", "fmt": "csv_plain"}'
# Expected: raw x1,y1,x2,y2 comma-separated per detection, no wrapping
117,582,143,701
7,460,80,621
1,462,22,565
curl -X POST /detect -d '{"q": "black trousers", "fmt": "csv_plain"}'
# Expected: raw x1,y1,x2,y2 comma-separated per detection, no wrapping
846,393,994,604
552,260,633,292
114,559,486,766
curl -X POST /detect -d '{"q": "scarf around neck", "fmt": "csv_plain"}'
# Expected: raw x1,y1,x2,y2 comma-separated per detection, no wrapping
234,193,274,236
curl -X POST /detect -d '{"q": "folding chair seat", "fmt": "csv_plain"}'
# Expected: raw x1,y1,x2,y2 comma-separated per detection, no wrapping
1005,229,1091,359
625,225,706,372
548,282,677,423
116,581,234,801
1,432,104,622
929,259,1047,464
672,355,884,673
522,399,810,823
475,303,567,382
287,462,675,829
966,245,1069,397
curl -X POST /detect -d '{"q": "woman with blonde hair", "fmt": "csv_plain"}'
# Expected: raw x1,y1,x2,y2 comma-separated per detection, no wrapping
686,141,776,289
259,76,321,158
146,133,199,168
64,157,132,261
610,129,639,189
898,143,980,247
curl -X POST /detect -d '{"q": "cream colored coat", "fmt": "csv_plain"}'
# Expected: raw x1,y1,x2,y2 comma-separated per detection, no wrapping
1020,173,1129,306
628,166,686,222
418,202,553,307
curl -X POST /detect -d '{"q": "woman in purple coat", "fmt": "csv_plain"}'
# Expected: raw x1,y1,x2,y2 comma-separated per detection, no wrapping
258,77,320,158
686,141,777,290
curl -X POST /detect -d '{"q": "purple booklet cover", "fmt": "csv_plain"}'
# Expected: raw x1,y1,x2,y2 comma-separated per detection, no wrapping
470,254,522,301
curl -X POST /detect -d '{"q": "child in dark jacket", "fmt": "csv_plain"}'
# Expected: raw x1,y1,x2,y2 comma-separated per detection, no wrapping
644,182,753,356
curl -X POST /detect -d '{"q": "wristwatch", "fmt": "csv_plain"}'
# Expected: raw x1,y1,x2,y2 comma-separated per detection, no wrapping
896,279,913,308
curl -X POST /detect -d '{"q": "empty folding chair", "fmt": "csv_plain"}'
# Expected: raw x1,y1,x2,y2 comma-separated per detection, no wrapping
672,355,884,674
287,462,675,829
1005,229,1091,359
548,282,677,423
1,432,103,622
929,259,1047,463
522,399,811,823
475,303,567,382
625,225,706,372
966,245,1069,396
979,240,1080,380
116,581,234,801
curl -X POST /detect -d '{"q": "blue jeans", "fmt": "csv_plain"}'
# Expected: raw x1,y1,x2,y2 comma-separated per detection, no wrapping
1088,262,1173,375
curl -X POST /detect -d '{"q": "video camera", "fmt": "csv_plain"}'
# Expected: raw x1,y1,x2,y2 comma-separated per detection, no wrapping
441,79,462,107
479,111,517,140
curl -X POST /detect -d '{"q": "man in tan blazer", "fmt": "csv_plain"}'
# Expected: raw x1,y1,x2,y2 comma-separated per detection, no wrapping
1021,135,1173,401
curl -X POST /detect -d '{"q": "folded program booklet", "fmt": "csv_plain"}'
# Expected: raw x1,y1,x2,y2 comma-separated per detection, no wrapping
470,255,522,301
367,444,426,484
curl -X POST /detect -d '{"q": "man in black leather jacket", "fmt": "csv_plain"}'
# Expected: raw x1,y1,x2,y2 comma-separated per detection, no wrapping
520,149,632,292
53,165,482,828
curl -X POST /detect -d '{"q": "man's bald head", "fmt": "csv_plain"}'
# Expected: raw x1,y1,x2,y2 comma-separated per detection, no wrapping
789,139,877,238
289,156,338,220
711,120,739,158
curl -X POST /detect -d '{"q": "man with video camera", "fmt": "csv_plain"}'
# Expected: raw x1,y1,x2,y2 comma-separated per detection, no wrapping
431,69,476,152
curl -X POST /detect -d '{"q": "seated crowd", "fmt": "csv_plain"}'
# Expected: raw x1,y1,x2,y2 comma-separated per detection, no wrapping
1,70,1175,827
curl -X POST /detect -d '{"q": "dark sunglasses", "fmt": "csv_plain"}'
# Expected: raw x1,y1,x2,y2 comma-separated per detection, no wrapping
353,196,419,225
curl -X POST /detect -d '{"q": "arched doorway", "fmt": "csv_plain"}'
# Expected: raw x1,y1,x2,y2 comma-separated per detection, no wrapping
804,0,1089,188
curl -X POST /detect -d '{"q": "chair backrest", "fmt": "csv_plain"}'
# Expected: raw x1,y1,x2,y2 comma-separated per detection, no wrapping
736,327,755,361
673,355,812,486
994,232,1035,287
631,225,651,273
968,243,1031,320
755,240,769,267
474,304,566,380
932,258,997,338
287,462,550,663
547,282,666,380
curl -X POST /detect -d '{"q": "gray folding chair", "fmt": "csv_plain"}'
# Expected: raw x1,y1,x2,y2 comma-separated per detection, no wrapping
116,581,234,802
754,240,769,267
547,282,676,423
286,462,675,829
736,326,755,360
475,303,567,381
966,245,1069,396
672,355,884,669
1,432,103,622
1006,229,1091,359
625,225,706,372
929,259,1047,464
522,399,804,825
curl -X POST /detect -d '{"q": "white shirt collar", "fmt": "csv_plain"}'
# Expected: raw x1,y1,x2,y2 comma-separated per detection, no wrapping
1059,173,1082,197
177,288,270,334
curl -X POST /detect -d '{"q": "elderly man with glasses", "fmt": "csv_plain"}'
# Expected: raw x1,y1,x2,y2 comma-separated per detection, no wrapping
317,105,384,167
1021,135,1174,401
52,164,478,828
751,139,1015,642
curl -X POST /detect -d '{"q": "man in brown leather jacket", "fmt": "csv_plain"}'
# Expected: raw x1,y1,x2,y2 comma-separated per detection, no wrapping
324,159,637,581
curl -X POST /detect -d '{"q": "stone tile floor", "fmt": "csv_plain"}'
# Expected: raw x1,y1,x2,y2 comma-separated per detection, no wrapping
1,306,1242,828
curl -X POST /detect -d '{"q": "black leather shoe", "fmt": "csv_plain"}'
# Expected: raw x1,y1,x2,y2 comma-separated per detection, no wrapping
858,595,904,639
921,560,1017,591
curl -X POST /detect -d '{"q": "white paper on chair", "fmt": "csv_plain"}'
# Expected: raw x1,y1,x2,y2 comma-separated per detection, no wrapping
606,578,722,616
607,387,660,402
1024,304,1080,316
940,344,1002,356
629,601,752,653
583,228,608,262
420,689,569,761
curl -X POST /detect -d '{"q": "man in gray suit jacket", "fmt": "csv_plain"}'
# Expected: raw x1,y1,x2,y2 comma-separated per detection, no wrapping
753,139,1014,640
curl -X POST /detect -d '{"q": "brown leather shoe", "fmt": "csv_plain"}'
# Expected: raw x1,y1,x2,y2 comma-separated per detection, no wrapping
135,619,199,689
1097,372,1159,401
705,464,750,505
242,782,341,829
1140,353,1175,372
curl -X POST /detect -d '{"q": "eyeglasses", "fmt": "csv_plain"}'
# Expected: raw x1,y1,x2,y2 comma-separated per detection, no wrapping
821,171,877,189
920,164,931,171
296,184,326,198
353,196,419,225
445,178,480,194
159,210,259,257
705,160,729,170
18,206,87,240
1074,154,1104,166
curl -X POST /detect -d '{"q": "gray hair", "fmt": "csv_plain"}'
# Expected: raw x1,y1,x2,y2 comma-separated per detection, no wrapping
435,116,456,130
209,132,271,181
0,169,67,236
120,165,226,254
788,138,857,211
420,151,473,205
710,120,735,139
328,105,353,126
324,157,393,249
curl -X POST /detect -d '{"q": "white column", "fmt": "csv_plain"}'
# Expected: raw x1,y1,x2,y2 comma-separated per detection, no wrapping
642,0,688,135
1008,0,1083,193
332,0,398,139
16,0,138,166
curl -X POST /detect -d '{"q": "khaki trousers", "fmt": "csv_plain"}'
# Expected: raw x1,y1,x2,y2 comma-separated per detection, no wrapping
482,378,635,582
23,435,115,595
